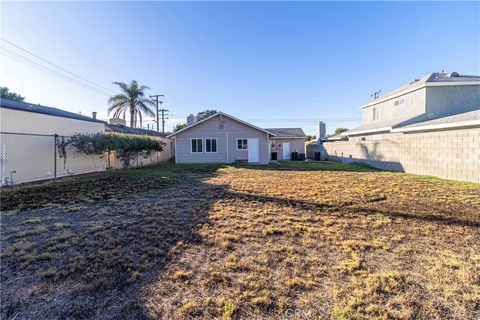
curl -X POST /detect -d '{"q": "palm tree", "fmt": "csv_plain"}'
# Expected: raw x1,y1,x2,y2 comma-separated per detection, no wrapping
108,80,155,128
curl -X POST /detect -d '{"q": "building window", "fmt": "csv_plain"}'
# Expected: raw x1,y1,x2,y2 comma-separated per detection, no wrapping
191,138,203,153
394,98,405,106
237,138,248,150
373,107,379,121
205,138,217,153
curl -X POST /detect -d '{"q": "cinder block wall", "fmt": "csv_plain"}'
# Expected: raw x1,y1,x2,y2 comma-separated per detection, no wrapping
323,128,480,183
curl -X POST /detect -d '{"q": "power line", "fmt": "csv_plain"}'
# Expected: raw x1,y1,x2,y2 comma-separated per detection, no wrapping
1,38,114,96
1,48,112,97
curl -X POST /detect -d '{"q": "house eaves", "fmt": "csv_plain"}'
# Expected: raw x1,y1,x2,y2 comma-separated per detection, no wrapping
167,112,275,138
1,98,106,124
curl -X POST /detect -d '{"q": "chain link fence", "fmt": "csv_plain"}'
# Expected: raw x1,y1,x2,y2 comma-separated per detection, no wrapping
0,132,174,186
0,132,105,186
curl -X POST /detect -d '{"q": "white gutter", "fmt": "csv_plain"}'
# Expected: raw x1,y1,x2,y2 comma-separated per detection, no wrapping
392,119,480,133
343,126,392,136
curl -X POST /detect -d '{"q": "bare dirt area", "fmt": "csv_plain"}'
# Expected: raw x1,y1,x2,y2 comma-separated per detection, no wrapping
1,163,479,320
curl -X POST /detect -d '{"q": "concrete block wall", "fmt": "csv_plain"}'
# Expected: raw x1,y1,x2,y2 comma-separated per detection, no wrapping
323,128,480,183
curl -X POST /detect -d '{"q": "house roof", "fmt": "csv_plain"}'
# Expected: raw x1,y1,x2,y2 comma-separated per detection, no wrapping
344,113,428,136
265,128,306,138
105,123,165,136
345,109,480,136
167,112,274,137
361,72,480,109
392,109,480,132
0,97,106,124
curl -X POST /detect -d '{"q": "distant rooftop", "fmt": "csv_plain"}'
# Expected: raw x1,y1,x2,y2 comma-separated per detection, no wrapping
0,98,106,124
362,72,480,108
105,123,165,137
264,128,306,138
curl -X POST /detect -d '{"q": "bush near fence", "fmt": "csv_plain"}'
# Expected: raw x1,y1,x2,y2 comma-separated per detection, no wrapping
0,132,174,186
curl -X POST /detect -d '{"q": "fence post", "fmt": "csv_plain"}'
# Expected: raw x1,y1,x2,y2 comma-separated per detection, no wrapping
54,134,58,179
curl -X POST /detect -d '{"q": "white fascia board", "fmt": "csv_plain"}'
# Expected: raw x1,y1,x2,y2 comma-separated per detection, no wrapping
392,119,480,133
167,112,275,137
343,127,392,136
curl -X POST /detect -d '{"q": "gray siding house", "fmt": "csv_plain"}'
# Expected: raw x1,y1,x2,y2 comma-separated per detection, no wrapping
168,112,305,164
322,71,480,183
348,71,480,136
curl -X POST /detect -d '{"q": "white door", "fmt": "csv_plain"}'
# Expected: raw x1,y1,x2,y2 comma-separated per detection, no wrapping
247,138,260,163
282,142,290,160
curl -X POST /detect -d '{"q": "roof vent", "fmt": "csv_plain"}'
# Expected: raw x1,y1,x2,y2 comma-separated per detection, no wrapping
448,72,459,77
409,79,419,84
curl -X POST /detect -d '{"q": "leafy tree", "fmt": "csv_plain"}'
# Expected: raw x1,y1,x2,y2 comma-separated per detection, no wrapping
108,80,155,128
305,135,316,141
173,123,187,132
335,127,349,134
196,110,217,121
68,133,164,168
0,87,25,102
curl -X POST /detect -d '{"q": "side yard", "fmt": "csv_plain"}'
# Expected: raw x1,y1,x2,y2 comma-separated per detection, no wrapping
1,162,479,319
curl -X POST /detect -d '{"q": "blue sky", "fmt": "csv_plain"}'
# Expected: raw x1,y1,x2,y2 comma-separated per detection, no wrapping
1,1,479,134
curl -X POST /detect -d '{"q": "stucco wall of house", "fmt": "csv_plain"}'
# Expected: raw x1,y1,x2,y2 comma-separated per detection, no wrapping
426,85,480,119
174,115,270,163
361,88,426,125
322,128,480,183
269,138,305,160
0,108,106,185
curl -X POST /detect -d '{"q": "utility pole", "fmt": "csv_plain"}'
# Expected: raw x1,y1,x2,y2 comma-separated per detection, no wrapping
159,107,169,135
150,94,165,133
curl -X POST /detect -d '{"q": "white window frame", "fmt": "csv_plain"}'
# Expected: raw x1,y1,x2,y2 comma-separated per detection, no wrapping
236,138,248,150
190,138,203,153
205,138,218,153
372,107,379,121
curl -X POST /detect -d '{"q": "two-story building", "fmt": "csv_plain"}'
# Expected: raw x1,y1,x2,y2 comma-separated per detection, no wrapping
323,72,480,183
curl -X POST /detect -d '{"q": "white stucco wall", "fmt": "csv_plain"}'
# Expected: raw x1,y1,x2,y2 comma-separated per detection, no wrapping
426,85,480,119
0,108,106,185
361,88,426,125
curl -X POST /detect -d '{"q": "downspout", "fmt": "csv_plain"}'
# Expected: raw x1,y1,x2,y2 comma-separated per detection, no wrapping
226,134,229,163
267,132,270,163
174,138,178,163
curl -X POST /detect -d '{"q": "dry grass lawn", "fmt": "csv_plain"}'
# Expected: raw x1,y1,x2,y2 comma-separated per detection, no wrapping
1,162,479,319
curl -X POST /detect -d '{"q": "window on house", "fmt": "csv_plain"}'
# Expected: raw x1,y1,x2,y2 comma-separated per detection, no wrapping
394,98,405,106
191,138,203,153
205,138,217,153
237,138,248,150
373,107,379,121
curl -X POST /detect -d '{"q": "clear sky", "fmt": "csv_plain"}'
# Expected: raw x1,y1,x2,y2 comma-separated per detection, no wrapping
1,1,479,135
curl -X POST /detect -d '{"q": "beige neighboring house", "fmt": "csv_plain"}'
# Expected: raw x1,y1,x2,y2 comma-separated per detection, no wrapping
0,98,106,185
167,112,306,164
105,120,174,169
322,71,480,183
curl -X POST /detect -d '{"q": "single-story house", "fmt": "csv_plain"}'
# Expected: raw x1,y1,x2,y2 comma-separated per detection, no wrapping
0,98,106,184
167,112,305,164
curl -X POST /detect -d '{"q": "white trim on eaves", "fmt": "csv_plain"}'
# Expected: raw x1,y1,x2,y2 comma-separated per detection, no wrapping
167,112,275,138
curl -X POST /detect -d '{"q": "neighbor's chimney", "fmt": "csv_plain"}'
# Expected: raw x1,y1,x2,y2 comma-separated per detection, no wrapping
187,114,197,126
316,121,326,143
92,111,97,120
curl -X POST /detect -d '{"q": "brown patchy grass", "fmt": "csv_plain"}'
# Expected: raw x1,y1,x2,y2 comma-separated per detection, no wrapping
1,163,479,319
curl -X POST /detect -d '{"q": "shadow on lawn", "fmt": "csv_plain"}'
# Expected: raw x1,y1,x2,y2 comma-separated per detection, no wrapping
0,170,229,320
227,191,480,228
